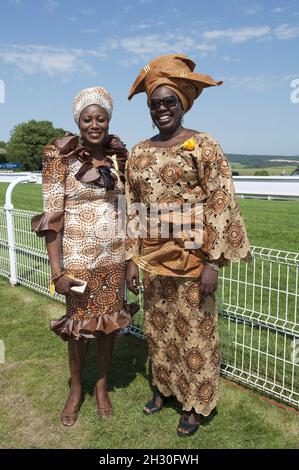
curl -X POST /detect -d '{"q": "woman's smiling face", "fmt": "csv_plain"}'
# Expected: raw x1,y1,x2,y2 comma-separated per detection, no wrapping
79,104,109,147
149,86,183,135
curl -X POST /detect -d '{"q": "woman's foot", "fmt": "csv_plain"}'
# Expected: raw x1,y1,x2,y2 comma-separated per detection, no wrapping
143,388,168,415
61,384,82,427
94,381,112,419
176,409,200,437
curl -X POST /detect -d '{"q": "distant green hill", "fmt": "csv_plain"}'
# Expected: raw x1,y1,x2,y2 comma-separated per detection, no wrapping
226,154,299,168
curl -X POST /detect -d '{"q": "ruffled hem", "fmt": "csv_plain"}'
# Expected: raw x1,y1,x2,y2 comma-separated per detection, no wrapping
153,382,219,417
50,302,139,341
181,400,218,417
31,211,64,237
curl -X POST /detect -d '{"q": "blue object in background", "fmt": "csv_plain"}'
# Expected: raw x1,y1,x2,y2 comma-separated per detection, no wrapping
0,162,21,169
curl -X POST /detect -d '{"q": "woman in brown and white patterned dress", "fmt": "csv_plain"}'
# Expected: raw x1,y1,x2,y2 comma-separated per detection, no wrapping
32,87,138,426
125,55,251,436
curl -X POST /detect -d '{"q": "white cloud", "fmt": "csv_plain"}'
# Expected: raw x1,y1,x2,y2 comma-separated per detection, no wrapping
0,44,106,78
108,31,218,61
119,34,174,58
271,6,290,13
124,5,133,13
105,39,119,50
193,42,217,55
81,28,97,34
116,21,285,60
44,0,59,12
100,19,118,26
243,5,263,15
203,26,271,43
167,7,179,14
117,33,209,60
134,20,165,30
77,8,95,15
226,74,297,91
1,21,298,79
275,23,299,39
118,56,140,67
222,55,240,63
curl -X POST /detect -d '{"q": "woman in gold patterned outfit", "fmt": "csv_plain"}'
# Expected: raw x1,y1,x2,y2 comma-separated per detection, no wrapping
32,87,137,426
125,55,251,436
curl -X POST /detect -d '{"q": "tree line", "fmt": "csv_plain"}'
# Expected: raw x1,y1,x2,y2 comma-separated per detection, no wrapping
0,120,65,171
2,120,297,172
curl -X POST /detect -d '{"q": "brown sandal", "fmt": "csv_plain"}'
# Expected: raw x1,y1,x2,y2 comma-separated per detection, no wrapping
143,388,168,415
60,395,83,427
176,411,200,437
94,386,113,419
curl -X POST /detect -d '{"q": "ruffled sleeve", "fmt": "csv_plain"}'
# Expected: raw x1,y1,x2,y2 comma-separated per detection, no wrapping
125,146,141,261
195,133,251,266
31,144,67,237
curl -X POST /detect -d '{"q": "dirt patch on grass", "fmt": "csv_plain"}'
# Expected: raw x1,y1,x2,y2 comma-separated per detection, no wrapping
0,363,86,449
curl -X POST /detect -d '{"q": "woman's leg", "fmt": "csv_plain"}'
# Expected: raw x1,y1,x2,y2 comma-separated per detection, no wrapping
94,333,116,417
178,409,200,426
61,337,89,425
143,386,168,414
176,408,201,437
186,409,200,425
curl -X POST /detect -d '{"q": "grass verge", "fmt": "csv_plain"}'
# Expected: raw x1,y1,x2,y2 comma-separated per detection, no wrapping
0,277,298,449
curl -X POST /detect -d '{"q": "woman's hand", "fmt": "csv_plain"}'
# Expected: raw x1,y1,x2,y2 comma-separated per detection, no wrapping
199,264,218,297
54,274,84,296
126,260,140,295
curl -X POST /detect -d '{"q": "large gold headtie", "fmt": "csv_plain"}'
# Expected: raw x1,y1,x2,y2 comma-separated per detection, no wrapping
128,54,223,112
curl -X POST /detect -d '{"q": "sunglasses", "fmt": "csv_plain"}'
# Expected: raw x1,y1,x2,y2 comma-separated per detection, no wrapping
149,95,179,111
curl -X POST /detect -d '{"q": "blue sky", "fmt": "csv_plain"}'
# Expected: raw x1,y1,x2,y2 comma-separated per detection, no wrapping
0,0,298,155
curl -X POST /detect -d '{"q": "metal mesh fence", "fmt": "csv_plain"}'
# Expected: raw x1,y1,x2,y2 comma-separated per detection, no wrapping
0,207,298,408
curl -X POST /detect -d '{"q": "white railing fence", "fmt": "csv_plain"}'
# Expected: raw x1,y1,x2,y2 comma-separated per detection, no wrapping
234,175,299,199
0,206,298,409
2,172,299,200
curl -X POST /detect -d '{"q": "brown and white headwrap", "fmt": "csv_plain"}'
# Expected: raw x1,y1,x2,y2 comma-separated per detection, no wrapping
73,86,113,126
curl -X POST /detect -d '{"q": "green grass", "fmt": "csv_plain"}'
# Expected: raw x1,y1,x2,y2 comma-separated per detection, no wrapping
0,277,298,449
231,165,297,176
238,198,299,251
0,183,43,212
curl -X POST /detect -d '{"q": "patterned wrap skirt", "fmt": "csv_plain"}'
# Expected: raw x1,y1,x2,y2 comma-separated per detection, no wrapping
143,272,221,417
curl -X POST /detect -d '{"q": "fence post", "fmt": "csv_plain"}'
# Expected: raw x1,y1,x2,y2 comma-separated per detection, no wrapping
4,175,37,285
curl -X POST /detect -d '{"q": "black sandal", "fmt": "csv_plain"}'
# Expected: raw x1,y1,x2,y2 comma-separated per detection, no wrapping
143,388,168,415
176,412,200,437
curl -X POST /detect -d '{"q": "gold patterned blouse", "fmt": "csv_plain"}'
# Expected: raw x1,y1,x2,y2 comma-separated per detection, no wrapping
125,131,251,276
